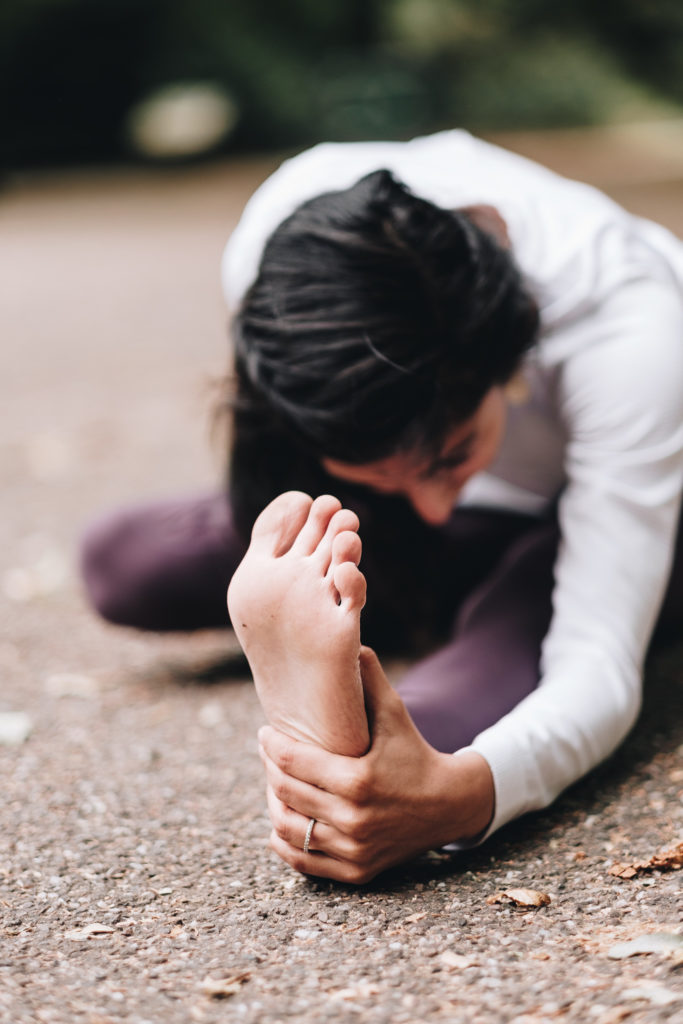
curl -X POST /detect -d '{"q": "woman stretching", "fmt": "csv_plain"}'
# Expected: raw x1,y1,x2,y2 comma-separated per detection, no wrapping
82,130,683,883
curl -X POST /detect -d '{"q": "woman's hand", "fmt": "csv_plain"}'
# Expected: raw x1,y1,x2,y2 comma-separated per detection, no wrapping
258,646,495,884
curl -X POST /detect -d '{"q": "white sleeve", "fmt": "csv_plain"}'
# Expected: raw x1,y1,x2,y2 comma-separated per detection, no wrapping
462,277,683,841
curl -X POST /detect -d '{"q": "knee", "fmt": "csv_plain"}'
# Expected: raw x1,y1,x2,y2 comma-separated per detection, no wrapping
79,510,142,626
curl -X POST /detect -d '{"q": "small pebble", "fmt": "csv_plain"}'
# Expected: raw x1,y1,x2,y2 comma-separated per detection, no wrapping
0,711,32,745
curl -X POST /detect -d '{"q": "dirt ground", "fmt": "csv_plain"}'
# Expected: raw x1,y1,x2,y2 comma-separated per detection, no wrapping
1,125,683,1024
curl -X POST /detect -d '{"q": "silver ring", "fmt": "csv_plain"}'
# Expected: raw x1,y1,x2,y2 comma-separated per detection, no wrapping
303,817,316,855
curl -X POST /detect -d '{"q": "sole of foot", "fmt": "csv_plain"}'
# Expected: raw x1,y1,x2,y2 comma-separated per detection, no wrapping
227,491,369,757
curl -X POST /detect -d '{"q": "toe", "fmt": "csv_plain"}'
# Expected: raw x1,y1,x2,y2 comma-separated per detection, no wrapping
334,562,367,612
291,494,342,556
318,508,360,571
251,491,313,556
327,530,362,576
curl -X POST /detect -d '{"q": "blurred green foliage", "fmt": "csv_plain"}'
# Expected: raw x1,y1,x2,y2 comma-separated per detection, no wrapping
3,0,682,167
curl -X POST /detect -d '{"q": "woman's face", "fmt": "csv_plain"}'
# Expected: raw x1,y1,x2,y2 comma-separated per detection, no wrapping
323,386,506,526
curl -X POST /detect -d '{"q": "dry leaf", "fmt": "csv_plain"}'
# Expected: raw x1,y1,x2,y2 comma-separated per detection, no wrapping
608,841,683,879
330,983,381,1000
607,932,683,960
65,923,115,940
200,972,250,999
486,888,551,908
608,863,638,879
440,951,479,970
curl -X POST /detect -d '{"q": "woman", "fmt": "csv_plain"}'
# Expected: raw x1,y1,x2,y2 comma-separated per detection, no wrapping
82,129,683,883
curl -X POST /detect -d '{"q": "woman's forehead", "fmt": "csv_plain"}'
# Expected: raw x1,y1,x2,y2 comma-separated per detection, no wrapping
323,416,478,483
324,449,419,484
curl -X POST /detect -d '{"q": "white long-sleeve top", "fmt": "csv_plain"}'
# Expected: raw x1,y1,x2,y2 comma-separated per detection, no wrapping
221,130,683,840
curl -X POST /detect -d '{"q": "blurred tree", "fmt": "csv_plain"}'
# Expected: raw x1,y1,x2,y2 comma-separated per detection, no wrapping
1,0,681,169
571,0,683,103
1,0,166,165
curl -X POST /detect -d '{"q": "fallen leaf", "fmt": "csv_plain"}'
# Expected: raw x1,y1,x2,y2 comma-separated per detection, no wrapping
65,923,115,940
200,972,250,999
608,864,638,879
330,983,381,1000
608,841,683,879
607,932,683,960
440,951,479,970
486,888,551,908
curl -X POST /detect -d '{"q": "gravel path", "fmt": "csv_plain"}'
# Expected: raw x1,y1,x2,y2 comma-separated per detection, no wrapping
2,130,682,1024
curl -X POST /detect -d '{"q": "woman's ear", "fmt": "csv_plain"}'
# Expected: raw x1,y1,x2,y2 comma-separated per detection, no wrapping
504,372,530,406
460,204,511,249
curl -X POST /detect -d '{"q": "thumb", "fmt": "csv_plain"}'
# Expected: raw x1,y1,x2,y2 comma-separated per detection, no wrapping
359,646,399,733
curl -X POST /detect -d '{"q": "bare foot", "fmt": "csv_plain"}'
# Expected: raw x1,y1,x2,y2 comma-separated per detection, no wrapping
227,492,369,757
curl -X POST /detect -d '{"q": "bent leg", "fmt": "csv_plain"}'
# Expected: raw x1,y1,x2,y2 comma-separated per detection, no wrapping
80,493,246,631
396,518,559,753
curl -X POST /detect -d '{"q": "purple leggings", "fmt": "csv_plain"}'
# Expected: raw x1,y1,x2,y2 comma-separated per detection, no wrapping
80,492,682,754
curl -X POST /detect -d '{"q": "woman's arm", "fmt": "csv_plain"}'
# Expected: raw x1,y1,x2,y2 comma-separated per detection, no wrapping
261,277,683,880
259,647,494,884
467,275,683,837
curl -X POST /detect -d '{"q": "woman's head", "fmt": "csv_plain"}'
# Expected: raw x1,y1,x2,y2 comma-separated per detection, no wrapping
229,169,538,531
323,386,507,525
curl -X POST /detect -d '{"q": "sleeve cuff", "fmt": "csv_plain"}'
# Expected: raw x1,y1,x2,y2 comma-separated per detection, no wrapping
442,737,531,851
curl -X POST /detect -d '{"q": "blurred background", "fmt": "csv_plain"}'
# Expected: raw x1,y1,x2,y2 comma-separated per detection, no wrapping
2,9,683,1014
2,0,682,625
4,0,683,169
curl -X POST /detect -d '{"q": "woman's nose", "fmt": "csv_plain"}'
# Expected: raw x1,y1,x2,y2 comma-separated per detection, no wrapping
406,482,456,526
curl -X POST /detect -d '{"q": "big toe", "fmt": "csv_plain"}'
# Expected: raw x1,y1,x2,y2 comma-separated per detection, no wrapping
251,491,313,556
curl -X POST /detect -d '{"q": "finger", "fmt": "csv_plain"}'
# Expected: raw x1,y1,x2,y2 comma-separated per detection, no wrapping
266,787,356,859
269,831,377,886
262,750,338,822
258,725,360,793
